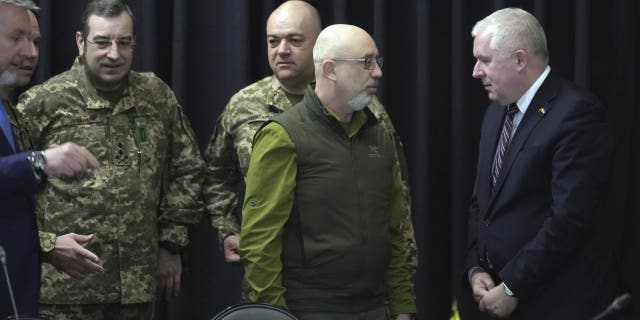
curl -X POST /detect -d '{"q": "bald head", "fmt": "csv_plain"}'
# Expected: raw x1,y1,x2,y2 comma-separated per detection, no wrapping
313,24,378,78
313,24,382,115
266,0,321,94
268,1,321,33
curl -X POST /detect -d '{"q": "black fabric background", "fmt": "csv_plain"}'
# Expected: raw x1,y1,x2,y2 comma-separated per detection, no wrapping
28,1,639,319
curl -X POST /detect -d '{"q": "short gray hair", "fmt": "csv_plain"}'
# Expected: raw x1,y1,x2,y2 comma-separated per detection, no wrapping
472,7,547,59
0,0,39,11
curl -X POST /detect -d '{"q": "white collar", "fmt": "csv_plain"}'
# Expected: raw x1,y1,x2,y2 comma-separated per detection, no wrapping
514,65,551,114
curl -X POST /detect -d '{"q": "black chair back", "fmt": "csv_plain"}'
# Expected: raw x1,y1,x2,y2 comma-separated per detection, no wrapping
212,303,298,320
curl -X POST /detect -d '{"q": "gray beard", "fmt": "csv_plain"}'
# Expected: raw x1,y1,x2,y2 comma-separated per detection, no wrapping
0,70,18,87
347,92,373,111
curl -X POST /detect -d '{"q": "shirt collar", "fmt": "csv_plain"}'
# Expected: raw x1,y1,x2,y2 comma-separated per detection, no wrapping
515,65,551,114
73,57,135,113
319,102,367,138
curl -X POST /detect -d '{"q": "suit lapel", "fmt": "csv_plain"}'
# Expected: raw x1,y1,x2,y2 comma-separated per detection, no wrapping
0,131,13,155
477,104,505,216
2,100,20,154
486,72,561,218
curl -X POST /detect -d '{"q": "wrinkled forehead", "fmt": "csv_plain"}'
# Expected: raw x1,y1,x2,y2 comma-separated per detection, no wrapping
0,4,32,33
267,13,316,39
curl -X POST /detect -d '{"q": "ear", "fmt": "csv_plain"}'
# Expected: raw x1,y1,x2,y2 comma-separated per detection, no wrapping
322,60,337,81
514,49,528,71
75,31,85,57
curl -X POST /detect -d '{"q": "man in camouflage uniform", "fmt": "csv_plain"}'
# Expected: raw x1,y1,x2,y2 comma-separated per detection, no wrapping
16,0,203,319
203,0,417,270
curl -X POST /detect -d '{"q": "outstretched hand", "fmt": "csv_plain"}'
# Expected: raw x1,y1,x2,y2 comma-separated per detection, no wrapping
47,233,103,278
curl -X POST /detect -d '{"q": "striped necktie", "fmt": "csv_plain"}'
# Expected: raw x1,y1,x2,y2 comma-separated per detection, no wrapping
0,99,16,152
491,103,519,188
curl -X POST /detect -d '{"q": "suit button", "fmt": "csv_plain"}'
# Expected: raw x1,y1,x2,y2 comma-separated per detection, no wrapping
485,220,490,227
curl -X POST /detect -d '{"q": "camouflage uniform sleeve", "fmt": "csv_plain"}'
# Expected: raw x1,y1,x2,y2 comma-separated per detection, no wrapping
202,107,242,245
39,231,56,253
16,89,60,253
157,88,205,247
370,98,418,272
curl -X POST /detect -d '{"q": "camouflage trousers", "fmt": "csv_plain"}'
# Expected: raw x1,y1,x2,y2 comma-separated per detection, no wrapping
39,303,154,320
294,305,390,320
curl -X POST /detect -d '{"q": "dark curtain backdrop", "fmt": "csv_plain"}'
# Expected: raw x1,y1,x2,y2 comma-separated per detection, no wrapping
28,0,639,319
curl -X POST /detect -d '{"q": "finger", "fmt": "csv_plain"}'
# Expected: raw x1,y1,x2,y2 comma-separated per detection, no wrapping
67,267,84,279
63,146,93,174
157,277,166,298
481,277,495,288
71,254,101,276
78,246,100,263
72,233,92,244
80,257,104,273
165,274,175,300
174,274,181,297
479,299,486,312
64,157,84,176
54,161,72,177
76,146,100,169
84,151,100,169
225,251,240,263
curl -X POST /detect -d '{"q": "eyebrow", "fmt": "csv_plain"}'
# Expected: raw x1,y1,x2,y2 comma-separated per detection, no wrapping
267,33,304,38
10,28,28,37
92,34,134,39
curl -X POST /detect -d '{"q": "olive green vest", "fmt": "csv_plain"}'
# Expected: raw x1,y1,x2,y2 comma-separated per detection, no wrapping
272,88,396,313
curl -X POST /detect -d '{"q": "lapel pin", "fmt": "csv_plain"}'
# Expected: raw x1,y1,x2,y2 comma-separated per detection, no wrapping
538,107,546,115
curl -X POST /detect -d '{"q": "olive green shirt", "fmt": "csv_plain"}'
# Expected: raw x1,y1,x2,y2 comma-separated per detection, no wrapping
204,77,416,272
240,105,415,315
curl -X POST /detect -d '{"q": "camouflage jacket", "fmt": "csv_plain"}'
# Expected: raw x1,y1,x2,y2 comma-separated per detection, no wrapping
17,59,204,304
203,75,417,270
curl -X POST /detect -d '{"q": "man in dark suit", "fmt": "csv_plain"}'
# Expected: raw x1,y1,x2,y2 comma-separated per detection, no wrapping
0,1,101,317
465,8,616,319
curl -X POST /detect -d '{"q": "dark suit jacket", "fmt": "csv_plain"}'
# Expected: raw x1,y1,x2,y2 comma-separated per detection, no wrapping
0,102,41,317
466,71,617,319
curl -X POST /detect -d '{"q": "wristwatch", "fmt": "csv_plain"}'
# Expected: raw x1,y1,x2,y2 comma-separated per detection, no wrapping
27,150,46,176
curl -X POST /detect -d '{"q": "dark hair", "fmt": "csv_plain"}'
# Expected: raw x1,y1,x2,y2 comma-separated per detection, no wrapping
80,0,134,37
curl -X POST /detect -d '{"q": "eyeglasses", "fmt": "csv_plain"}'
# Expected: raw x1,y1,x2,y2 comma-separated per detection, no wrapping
86,36,136,51
331,56,383,70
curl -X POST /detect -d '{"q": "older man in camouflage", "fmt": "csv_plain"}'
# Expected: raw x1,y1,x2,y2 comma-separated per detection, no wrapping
16,0,203,319
203,0,417,271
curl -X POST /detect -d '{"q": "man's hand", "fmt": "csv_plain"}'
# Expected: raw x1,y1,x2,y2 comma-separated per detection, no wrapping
223,234,240,263
156,247,181,299
394,313,412,320
42,142,100,177
47,233,103,279
470,271,495,303
479,283,518,319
